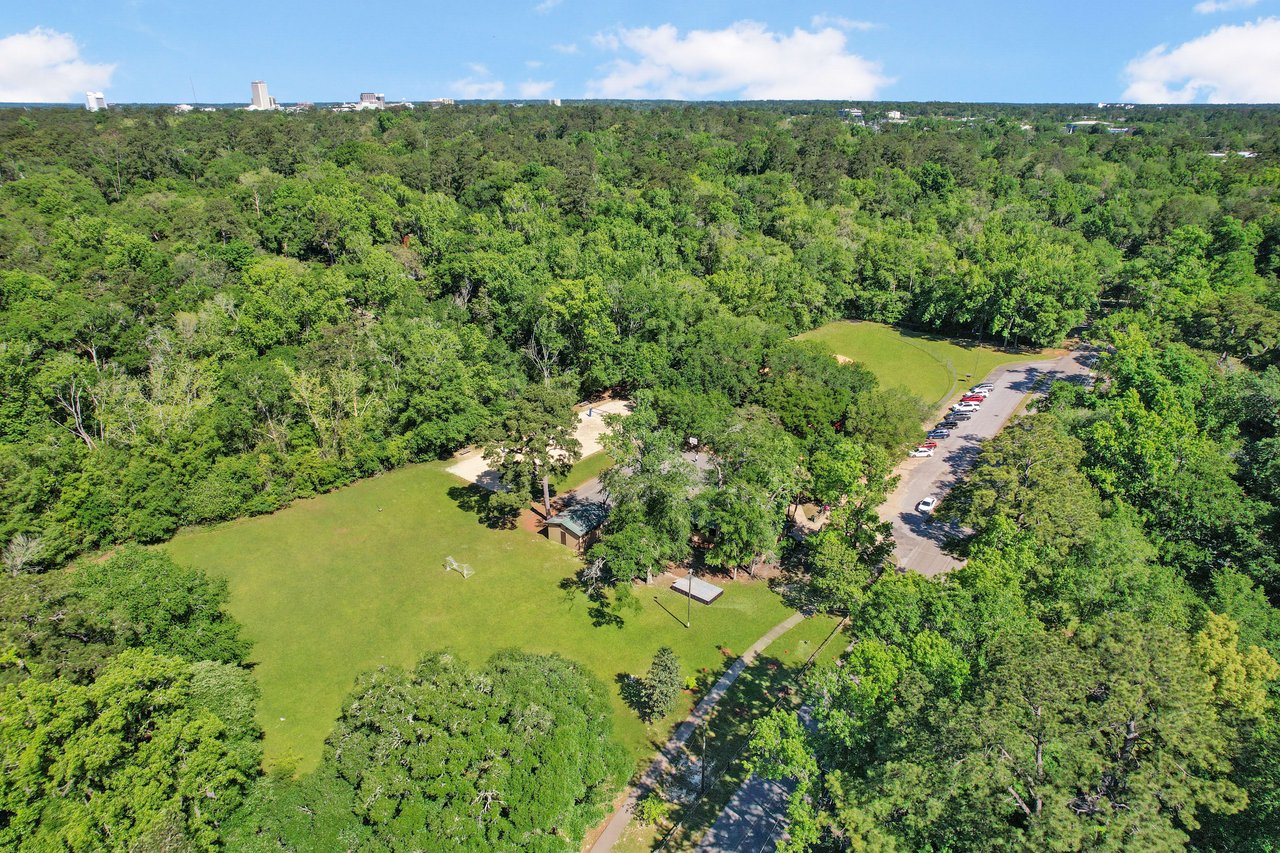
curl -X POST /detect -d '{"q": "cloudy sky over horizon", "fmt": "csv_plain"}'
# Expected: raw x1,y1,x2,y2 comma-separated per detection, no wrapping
2,0,1279,104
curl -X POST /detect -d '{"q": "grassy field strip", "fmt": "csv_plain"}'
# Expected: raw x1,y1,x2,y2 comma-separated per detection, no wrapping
797,320,1050,408
554,450,614,493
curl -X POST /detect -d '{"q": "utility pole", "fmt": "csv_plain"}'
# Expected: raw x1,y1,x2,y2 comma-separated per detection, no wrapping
700,720,707,794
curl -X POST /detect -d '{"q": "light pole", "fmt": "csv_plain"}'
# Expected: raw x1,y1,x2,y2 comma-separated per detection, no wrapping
686,566,692,629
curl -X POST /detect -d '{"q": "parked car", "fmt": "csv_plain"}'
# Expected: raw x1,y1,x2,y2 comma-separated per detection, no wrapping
952,402,980,412
971,384,994,393
910,446,934,457
948,412,973,422
960,395,986,403
927,429,951,439
940,420,960,430
919,440,938,449
916,496,938,514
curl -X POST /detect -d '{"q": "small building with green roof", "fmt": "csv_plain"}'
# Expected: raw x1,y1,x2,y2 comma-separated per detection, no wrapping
543,501,608,552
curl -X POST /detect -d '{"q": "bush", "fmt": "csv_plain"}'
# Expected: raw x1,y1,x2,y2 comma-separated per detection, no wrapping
635,792,672,826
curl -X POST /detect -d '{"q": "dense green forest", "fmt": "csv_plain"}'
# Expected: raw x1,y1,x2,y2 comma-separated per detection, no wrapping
2,102,1279,849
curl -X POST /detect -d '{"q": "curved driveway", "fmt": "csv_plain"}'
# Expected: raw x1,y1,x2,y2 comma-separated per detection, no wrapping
879,349,1095,576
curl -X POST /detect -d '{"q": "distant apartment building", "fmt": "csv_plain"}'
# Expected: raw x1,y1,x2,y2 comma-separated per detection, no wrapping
358,92,386,109
839,107,865,126
249,80,279,110
85,91,107,112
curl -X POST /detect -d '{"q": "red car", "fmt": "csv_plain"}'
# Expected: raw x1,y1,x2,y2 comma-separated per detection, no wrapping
919,440,938,449
959,395,986,403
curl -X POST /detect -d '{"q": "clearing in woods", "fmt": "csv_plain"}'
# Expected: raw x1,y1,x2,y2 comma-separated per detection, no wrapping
797,320,1051,407
163,460,793,774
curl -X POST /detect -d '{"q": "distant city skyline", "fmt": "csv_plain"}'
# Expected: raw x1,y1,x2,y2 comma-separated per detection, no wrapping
2,0,1279,104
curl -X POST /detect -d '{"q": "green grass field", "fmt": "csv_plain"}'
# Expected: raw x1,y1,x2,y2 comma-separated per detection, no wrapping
798,321,1053,407
163,461,794,774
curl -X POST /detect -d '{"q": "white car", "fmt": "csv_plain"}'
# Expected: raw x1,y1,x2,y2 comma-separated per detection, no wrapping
910,447,934,457
916,496,938,514
971,383,994,393
952,402,981,413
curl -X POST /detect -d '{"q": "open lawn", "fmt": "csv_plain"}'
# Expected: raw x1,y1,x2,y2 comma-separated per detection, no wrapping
798,321,1052,407
163,461,794,774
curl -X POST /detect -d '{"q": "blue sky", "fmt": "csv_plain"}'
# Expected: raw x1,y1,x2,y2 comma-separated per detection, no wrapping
3,0,1279,103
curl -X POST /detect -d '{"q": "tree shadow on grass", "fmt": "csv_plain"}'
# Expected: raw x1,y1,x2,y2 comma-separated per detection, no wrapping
557,575,631,629
617,672,648,720
446,484,517,529
768,546,823,614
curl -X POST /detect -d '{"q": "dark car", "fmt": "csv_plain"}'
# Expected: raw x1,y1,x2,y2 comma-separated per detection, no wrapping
948,412,973,422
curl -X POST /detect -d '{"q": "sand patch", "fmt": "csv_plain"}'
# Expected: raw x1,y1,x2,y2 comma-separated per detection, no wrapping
446,399,633,489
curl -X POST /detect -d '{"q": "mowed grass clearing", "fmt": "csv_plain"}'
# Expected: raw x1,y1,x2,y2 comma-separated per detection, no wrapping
163,461,794,774
797,321,1052,407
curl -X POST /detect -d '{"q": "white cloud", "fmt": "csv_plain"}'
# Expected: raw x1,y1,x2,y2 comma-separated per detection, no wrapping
1194,0,1258,13
526,59,543,69
535,0,563,12
518,80,554,97
551,42,580,54
810,14,876,31
450,64,505,99
0,27,115,102
587,20,892,100
1122,17,1280,103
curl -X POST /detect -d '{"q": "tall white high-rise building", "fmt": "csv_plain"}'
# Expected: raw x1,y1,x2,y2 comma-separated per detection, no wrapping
85,91,107,112
250,80,277,110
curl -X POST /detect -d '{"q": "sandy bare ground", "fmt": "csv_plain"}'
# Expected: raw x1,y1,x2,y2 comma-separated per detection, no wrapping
446,399,633,489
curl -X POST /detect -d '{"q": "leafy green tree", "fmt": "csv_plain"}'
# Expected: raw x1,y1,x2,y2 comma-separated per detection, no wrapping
73,546,249,666
945,414,1102,553
592,409,696,583
1187,290,1280,364
230,650,626,851
0,570,117,685
483,382,581,517
0,649,261,851
759,615,1267,853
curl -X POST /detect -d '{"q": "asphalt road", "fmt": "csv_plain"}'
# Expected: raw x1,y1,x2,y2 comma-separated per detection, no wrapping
695,775,794,853
879,349,1096,576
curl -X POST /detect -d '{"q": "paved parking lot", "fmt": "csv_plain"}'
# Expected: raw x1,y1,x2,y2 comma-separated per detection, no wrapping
879,349,1095,576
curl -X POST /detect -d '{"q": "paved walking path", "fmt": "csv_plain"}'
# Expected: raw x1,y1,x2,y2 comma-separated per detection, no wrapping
695,774,794,853
588,612,807,852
